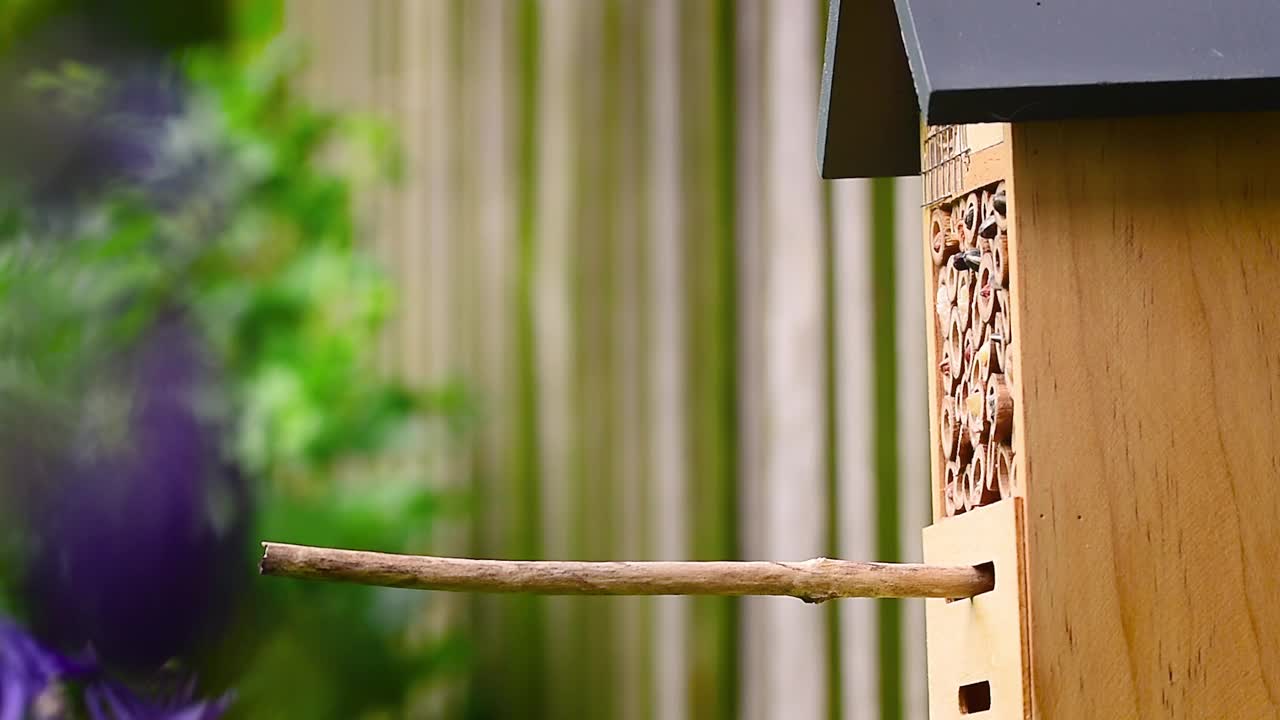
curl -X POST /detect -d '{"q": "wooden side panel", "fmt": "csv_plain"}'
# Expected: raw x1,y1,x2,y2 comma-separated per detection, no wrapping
1010,113,1280,719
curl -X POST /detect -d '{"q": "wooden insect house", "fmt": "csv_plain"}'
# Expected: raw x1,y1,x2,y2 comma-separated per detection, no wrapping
263,1,1280,718
818,0,1280,717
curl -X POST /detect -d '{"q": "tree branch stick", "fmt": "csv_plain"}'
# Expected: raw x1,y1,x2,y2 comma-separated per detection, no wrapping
260,542,994,603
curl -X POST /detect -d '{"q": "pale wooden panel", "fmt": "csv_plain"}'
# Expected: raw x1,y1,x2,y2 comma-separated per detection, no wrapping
831,178,880,720
895,174,930,719
647,1,691,719
739,1,829,719
1009,113,1280,719
923,500,1029,720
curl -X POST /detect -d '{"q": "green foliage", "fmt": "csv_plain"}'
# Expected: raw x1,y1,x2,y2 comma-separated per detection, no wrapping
0,19,471,719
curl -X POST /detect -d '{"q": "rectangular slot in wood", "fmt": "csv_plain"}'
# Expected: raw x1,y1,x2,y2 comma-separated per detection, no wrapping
959,681,993,714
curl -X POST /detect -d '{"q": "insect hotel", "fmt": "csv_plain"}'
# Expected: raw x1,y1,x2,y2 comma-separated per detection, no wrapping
264,1,1280,717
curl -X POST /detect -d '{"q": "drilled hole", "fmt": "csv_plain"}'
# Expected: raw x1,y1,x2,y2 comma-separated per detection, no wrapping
946,561,995,604
958,680,992,714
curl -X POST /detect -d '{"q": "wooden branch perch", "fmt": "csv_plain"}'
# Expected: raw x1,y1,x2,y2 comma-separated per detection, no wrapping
260,542,995,603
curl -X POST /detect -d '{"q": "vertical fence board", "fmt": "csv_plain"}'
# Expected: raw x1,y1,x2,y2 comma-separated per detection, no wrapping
569,1,618,716
647,0,691,716
681,1,739,719
397,0,430,383
532,1,581,717
370,0,403,372
893,175,929,720
613,2,654,719
832,179,880,720
871,177,904,720
457,1,547,717
734,0,767,715
743,2,830,719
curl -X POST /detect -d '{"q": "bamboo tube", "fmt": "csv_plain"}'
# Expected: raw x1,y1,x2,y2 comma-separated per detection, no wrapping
961,193,979,251
941,396,959,460
995,445,1014,498
937,281,954,338
965,383,987,446
974,325,992,384
986,374,1014,443
939,343,956,396
965,331,983,389
976,254,997,324
1003,341,1018,390
258,544,996,602
993,181,1007,234
976,331,1002,377
942,264,959,303
948,311,965,383
996,290,1011,337
977,193,999,249
944,474,959,517
945,461,962,516
931,207,960,267
969,447,994,508
956,273,973,333
955,395,974,464
991,334,1007,377
961,464,976,513
982,443,998,493
974,192,992,252
992,232,1009,288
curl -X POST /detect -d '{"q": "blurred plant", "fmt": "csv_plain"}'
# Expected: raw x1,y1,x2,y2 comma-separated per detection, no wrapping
0,8,471,718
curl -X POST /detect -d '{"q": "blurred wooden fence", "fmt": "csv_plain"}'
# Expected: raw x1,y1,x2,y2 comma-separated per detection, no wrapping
286,1,928,718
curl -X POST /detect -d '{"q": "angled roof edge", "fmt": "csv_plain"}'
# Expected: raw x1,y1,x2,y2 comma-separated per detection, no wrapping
819,0,1280,179
817,0,921,179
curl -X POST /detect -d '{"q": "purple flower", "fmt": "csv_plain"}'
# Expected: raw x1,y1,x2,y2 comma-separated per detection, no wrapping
0,619,87,720
6,312,252,671
83,675,233,720
0,618,232,720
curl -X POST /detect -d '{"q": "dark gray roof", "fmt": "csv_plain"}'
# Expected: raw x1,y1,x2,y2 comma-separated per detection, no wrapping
819,0,1280,179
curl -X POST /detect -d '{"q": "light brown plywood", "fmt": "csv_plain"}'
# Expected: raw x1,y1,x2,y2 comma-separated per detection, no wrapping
924,499,1030,720
959,143,1008,200
1009,113,1280,719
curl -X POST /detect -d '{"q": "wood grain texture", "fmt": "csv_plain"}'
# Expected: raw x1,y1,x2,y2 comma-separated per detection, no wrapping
923,499,1030,720
1009,113,1280,719
261,543,994,601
